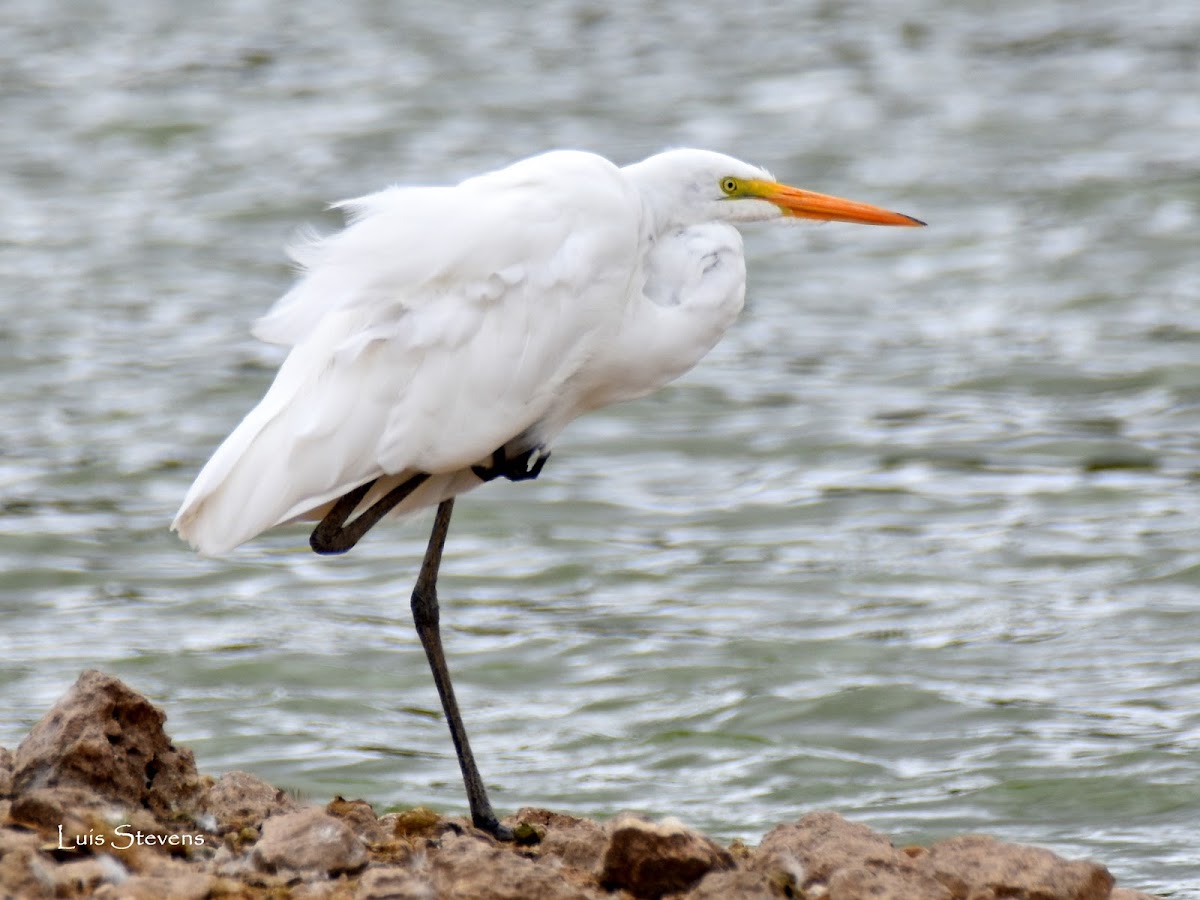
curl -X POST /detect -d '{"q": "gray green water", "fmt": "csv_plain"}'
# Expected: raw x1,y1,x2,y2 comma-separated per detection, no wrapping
3,0,1199,894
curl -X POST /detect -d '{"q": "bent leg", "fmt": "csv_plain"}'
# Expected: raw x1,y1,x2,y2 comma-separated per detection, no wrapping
310,473,431,554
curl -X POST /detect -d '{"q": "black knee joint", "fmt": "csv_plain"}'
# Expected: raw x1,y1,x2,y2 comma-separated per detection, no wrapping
411,585,439,629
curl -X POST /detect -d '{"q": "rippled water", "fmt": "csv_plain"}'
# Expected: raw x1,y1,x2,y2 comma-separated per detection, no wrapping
3,1,1199,895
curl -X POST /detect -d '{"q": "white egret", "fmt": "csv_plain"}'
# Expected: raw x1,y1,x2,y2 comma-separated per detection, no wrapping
173,148,923,838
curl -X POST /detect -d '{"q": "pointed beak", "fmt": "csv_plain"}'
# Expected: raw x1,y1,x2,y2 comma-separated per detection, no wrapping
750,179,925,227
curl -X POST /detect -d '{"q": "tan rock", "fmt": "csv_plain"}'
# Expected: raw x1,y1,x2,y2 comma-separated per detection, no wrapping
0,826,43,856
8,784,206,875
828,860,953,899
92,870,214,900
202,769,296,832
754,810,908,888
12,670,202,818
385,806,444,840
925,834,1115,900
327,795,390,844
0,826,54,900
599,813,735,899
430,831,599,899
8,784,107,833
293,879,359,898
515,807,608,873
354,865,437,899
0,746,13,796
50,854,128,896
252,806,369,876
684,867,788,899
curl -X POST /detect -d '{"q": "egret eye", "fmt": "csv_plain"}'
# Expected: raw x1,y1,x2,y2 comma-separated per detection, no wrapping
720,177,740,196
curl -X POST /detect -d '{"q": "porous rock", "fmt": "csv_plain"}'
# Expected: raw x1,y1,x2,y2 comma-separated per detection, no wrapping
327,795,390,845
827,860,953,900
50,855,128,896
600,812,735,899
385,806,444,840
429,831,599,900
8,784,110,832
0,827,51,900
754,809,908,888
925,834,1115,900
354,865,436,899
684,867,790,899
515,807,608,872
292,880,358,898
252,806,369,876
0,745,13,796
93,865,214,900
202,769,296,832
12,669,202,818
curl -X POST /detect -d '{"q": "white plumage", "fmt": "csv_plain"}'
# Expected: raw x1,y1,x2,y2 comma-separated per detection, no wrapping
173,148,921,556
171,147,922,836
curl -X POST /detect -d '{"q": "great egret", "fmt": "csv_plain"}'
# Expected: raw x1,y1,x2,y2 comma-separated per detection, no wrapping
173,148,923,838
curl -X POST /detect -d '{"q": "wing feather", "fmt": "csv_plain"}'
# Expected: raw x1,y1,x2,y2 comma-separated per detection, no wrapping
174,151,643,554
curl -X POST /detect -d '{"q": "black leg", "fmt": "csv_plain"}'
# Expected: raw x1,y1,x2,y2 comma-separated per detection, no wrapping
411,498,512,840
310,472,430,554
309,469,513,836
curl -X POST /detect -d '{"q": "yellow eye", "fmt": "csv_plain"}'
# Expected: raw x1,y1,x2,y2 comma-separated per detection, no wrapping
720,177,740,196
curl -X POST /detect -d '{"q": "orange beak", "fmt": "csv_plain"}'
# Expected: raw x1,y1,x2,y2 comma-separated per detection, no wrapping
750,179,925,227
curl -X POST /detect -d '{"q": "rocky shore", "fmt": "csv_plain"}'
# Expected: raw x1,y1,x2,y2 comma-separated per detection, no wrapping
0,670,1159,899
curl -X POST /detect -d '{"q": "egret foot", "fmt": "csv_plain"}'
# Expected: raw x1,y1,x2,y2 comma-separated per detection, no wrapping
476,815,516,842
471,445,550,483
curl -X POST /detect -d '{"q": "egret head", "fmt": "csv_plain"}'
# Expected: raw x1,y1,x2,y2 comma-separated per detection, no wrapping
625,148,924,231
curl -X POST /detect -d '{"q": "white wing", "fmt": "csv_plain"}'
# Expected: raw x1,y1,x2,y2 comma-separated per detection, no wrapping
173,151,643,555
